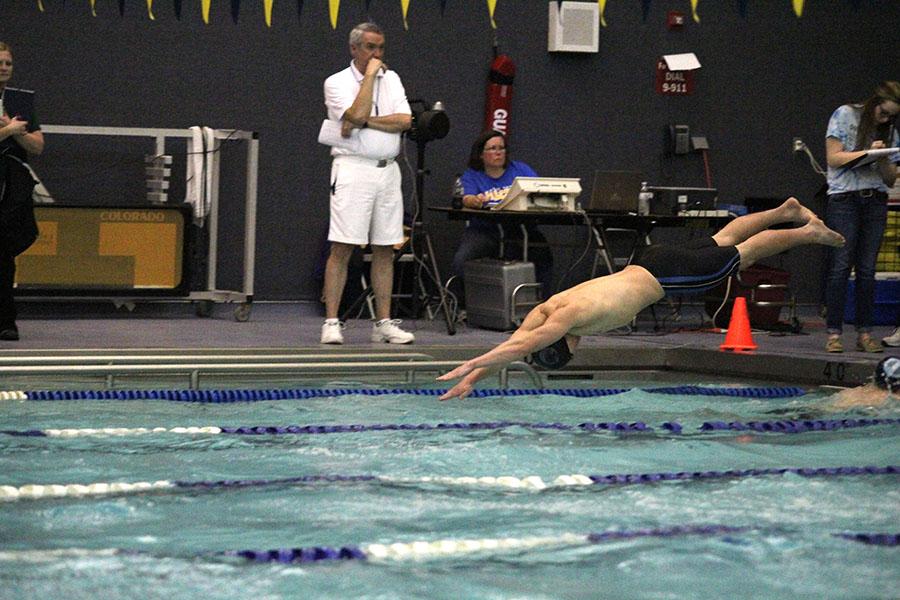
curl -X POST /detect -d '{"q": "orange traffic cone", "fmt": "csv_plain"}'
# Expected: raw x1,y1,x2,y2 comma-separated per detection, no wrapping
719,296,757,353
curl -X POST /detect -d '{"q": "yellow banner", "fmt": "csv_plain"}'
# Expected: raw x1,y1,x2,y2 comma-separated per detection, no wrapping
599,0,606,27
487,0,498,29
202,0,211,23
793,0,804,17
147,0,155,20
691,0,700,23
90,0,97,16
37,0,44,12
264,0,274,26
329,0,340,29
401,0,410,29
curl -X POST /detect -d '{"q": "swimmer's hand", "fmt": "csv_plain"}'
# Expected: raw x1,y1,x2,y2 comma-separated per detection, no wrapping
437,362,491,401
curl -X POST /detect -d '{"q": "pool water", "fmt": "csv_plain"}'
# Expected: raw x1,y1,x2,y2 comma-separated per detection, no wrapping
0,380,897,599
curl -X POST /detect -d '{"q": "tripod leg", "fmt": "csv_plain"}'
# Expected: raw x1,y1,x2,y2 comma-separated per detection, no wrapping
423,231,456,335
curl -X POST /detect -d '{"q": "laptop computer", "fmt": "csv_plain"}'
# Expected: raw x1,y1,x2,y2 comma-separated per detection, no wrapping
588,170,644,212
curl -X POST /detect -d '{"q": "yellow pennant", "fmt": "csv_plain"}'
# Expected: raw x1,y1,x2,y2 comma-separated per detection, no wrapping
691,0,700,23
37,0,45,12
793,0,804,17
90,0,97,16
264,0,274,26
147,0,155,20
487,0,497,29
329,0,340,29
598,0,606,27
401,0,410,30
202,0,211,23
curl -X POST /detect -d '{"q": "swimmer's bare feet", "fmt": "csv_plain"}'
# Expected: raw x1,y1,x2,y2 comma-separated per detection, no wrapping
805,217,845,247
781,197,818,223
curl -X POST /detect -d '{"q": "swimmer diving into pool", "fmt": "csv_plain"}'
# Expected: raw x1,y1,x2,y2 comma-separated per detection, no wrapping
438,198,846,401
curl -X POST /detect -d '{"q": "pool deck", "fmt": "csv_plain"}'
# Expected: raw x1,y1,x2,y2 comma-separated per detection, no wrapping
1,301,896,389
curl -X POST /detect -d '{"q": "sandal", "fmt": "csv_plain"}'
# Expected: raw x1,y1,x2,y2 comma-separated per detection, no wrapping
856,334,884,353
825,335,843,353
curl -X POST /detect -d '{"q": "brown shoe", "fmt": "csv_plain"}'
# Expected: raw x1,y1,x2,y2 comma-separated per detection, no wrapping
856,334,884,353
825,335,843,353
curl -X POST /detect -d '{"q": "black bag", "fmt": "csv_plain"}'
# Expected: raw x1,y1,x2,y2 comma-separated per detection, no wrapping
0,153,39,256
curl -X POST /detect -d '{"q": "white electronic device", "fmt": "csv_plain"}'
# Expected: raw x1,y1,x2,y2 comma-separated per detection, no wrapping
491,177,582,212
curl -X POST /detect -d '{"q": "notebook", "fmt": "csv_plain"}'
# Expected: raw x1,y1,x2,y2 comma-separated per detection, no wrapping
587,170,644,212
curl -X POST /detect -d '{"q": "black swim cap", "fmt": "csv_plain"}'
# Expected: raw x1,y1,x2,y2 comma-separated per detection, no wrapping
874,357,900,391
531,338,573,370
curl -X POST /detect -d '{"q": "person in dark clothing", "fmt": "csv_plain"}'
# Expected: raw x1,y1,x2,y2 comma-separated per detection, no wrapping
0,41,44,341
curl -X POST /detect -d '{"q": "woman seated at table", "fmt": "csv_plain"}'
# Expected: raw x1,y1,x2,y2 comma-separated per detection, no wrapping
451,130,553,303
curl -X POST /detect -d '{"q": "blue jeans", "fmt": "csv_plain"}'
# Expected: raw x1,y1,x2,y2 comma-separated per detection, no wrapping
824,190,888,334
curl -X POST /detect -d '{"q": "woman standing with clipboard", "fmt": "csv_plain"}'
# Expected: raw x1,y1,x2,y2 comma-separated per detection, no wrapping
823,80,900,353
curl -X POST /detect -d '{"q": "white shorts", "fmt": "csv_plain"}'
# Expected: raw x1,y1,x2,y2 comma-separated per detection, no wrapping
328,155,404,246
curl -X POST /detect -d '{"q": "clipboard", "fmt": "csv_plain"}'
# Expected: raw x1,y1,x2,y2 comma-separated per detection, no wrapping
843,147,900,169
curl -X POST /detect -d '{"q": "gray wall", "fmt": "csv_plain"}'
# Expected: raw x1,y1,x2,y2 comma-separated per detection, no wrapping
3,1,899,302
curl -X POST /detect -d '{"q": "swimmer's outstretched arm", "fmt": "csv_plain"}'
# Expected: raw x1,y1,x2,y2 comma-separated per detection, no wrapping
437,305,575,401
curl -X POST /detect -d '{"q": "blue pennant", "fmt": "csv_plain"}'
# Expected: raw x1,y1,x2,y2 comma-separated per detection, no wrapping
173,0,182,20
231,0,240,22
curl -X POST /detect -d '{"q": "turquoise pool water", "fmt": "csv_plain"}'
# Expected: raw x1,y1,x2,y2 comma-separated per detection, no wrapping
0,379,897,599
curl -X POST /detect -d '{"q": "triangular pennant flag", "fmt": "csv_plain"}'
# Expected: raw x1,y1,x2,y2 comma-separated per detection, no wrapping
174,0,183,19
90,0,97,16
147,0,156,20
641,0,651,21
231,0,240,22
793,0,804,16
487,0,497,28
598,0,607,26
401,0,409,29
690,0,700,22
329,0,339,29
264,0,273,26
202,0,211,23
737,0,747,17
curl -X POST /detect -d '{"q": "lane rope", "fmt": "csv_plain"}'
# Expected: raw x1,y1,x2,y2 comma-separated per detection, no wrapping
1,527,893,564
1,386,807,403
2,465,895,501
3,418,897,439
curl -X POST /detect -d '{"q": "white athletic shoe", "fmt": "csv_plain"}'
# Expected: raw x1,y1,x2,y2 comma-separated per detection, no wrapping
883,326,900,348
320,320,345,345
371,319,415,344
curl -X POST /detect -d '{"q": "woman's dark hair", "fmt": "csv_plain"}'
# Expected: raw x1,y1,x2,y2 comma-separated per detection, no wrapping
467,130,509,171
853,80,900,151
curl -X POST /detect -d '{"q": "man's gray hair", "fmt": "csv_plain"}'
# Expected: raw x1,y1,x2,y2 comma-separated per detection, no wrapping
349,22,383,46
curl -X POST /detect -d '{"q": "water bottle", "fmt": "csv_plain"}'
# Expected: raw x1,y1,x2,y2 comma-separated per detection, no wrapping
638,181,652,216
452,174,464,209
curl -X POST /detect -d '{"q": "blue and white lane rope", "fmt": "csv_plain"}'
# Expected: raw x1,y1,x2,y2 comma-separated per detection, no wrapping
0,385,807,403
2,465,895,501
0,528,894,565
3,417,898,438
228,525,749,563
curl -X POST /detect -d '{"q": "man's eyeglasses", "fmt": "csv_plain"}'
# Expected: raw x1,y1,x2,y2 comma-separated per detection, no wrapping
483,146,506,153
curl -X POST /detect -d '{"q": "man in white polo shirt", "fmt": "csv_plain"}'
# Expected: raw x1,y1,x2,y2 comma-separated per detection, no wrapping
321,22,414,345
